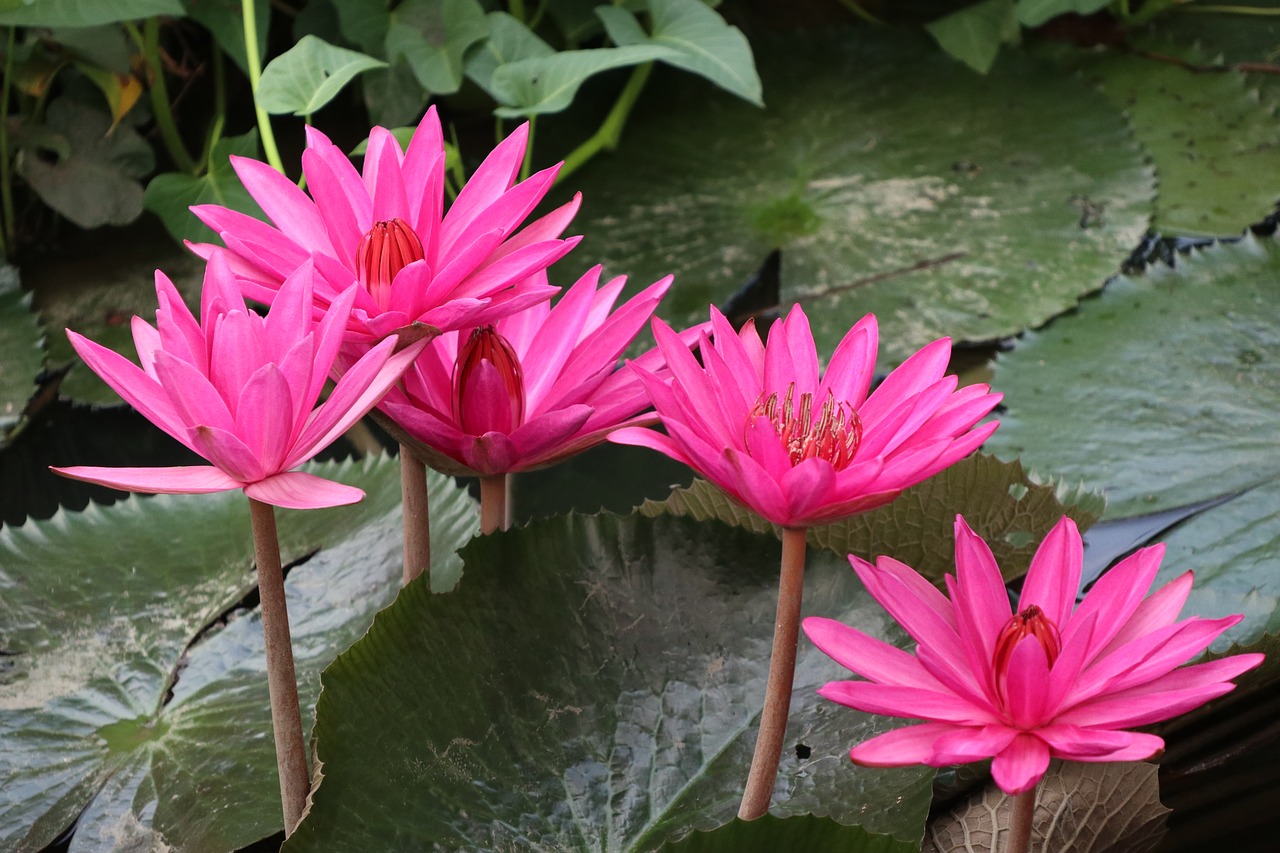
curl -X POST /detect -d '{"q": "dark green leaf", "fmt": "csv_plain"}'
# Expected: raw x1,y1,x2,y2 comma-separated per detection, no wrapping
0,0,182,26
1017,0,1114,28
925,0,1019,75
463,10,554,101
256,35,386,116
185,0,270,78
143,130,268,246
490,44,676,117
660,815,915,853
386,0,488,96
285,513,937,850
0,266,44,441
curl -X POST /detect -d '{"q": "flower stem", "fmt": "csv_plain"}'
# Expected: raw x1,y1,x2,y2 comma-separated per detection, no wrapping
400,445,431,586
738,526,807,819
480,474,506,534
249,498,310,835
241,0,285,174
557,61,652,184
131,19,198,174
1006,785,1037,853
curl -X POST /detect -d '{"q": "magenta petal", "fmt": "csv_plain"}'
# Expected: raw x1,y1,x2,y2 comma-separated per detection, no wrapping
1034,724,1164,762
991,733,1051,795
1020,516,1083,629
51,465,243,495
817,681,991,725
847,722,958,767
460,432,518,474
245,471,366,509
929,724,1019,764
803,617,941,690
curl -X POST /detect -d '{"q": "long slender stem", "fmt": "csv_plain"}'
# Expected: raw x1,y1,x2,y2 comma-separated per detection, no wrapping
249,498,310,836
0,27,16,255
241,0,285,173
132,19,198,174
1180,4,1280,14
1006,785,1037,853
739,526,807,819
557,62,653,184
503,471,514,530
479,474,506,534
400,445,431,586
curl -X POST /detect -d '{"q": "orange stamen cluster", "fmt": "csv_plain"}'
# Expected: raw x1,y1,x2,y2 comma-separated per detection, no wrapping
992,605,1062,678
752,383,863,470
356,218,424,306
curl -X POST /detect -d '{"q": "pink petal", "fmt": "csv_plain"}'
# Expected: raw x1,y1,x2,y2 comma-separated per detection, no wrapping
1033,724,1164,762
607,426,695,469
859,337,951,425
818,681,993,725
459,432,517,474
235,363,294,472
244,470,366,509
1019,516,1083,629
1001,635,1053,728
50,465,243,495
991,733,1050,794
722,446,789,526
1065,543,1164,657
929,723,1019,764
847,722,960,767
818,314,878,408
506,405,595,471
951,516,1012,682
189,424,268,482
363,125,411,223
1096,571,1194,659
231,155,335,256
300,145,365,267
440,123,529,254
66,331,190,448
803,616,942,690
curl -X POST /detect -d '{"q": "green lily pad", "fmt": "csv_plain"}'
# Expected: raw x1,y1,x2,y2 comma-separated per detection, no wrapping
641,453,1105,583
0,457,477,851
986,231,1280,519
0,266,44,440
559,27,1153,364
285,513,937,851
658,815,914,853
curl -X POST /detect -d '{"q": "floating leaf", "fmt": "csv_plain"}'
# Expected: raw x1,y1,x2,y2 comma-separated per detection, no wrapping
0,0,183,27
144,130,268,246
256,35,387,117
285,514,937,850
659,815,914,853
0,267,44,441
559,28,1153,364
641,453,1104,583
0,458,476,851
986,232,1280,518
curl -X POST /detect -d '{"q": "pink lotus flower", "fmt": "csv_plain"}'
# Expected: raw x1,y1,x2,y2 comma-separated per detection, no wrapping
610,305,1002,528
52,256,427,509
804,515,1264,795
377,265,691,476
190,107,580,345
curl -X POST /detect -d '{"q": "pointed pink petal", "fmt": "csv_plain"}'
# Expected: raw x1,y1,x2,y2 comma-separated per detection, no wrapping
440,123,529,253
301,146,366,267
847,722,960,767
231,155,335,256
1019,516,1082,629
507,405,595,471
951,515,1012,679
245,470,366,509
189,424,268,482
1065,544,1164,656
859,337,952,424
607,426,695,468
1097,571,1194,658
50,465,243,495
363,125,410,223
460,432,517,474
66,331,189,448
991,733,1050,794
929,723,1019,764
401,106,444,240
235,363,294,472
722,446,789,526
818,314,878,408
803,617,942,690
818,681,992,725
1033,724,1164,762
1002,635,1053,728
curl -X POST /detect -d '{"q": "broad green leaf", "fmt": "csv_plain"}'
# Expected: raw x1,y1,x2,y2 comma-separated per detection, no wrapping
332,0,389,54
360,62,429,128
0,457,477,851
925,0,1019,75
598,0,762,106
73,62,144,127
1017,0,1112,28
641,453,1104,583
14,97,154,229
386,0,488,96
285,514,937,850
256,35,387,116
558,28,1153,365
1041,39,1280,235
463,10,554,100
49,25,131,74
143,130,268,246
0,267,44,440
986,232,1280,518
490,44,677,117
0,0,182,26
660,815,914,853
185,0,270,78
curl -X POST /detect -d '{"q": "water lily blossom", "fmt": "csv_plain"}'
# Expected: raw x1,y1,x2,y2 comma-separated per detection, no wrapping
804,515,1263,797
190,106,580,344
52,255,427,509
611,305,1002,529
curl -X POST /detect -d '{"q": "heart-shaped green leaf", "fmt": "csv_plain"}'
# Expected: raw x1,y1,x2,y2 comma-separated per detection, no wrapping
256,35,387,117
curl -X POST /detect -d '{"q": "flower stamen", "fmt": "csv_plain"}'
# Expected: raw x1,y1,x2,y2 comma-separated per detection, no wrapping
992,605,1062,699
750,383,862,470
356,218,424,308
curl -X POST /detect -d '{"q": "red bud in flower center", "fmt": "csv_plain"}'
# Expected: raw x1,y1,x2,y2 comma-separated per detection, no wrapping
356,218,424,308
993,605,1062,681
751,383,862,470
452,326,525,435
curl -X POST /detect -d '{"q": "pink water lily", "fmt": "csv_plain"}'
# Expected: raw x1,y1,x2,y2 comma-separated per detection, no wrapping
52,255,426,509
378,265,693,477
611,304,1002,529
804,515,1264,795
190,107,580,345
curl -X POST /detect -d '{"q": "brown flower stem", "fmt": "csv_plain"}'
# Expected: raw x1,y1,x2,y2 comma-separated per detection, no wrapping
399,445,431,586
738,526,807,820
1006,785,1037,853
249,498,310,836
479,474,506,534
503,472,514,530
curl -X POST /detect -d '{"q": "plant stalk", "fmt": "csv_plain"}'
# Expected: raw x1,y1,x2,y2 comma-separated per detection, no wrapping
0,26,16,255
241,0,285,173
738,526,807,819
557,62,653,184
479,474,507,534
400,445,431,586
1006,785,1037,853
132,19,198,174
249,498,310,836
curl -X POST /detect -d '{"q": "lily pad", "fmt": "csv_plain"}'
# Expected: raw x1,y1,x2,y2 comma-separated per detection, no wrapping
0,266,44,440
640,453,1105,583
559,28,1153,364
0,457,477,851
986,231,1280,519
285,513,937,850
658,815,914,853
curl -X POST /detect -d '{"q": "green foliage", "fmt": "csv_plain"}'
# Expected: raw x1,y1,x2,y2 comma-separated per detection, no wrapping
143,130,268,245
386,0,488,96
1018,0,1114,28
256,35,387,117
925,0,1019,74
0,0,182,27
0,266,43,441
659,815,916,853
184,0,270,77
489,44,673,118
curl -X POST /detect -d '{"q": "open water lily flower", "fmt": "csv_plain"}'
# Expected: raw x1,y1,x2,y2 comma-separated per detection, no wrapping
611,305,1002,529
377,265,691,477
52,256,426,509
804,515,1264,795
190,107,580,344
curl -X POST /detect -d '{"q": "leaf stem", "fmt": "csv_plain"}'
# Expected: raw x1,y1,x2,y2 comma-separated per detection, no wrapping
242,0,285,173
557,61,653,184
132,19,198,174
249,498,310,836
400,445,431,586
1180,4,1280,14
480,474,507,534
1006,785,1037,853
520,115,536,182
738,526,807,819
0,27,16,256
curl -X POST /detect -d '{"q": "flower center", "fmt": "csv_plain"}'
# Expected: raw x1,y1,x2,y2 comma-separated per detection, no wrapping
751,383,862,470
356,218,424,308
452,326,525,435
992,605,1062,681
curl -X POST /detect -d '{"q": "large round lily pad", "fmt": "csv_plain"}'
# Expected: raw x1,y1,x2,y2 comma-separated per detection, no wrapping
560,28,1153,363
